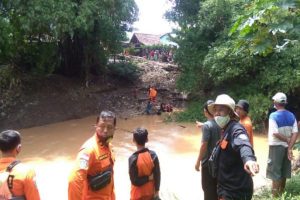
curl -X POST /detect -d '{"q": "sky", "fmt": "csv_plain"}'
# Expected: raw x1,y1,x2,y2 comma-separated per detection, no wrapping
132,0,175,35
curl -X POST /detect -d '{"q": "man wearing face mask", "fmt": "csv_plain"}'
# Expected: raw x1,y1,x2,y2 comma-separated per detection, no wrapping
68,111,116,200
208,94,259,200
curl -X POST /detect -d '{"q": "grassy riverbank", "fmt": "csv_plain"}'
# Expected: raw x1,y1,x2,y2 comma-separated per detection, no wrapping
253,173,300,200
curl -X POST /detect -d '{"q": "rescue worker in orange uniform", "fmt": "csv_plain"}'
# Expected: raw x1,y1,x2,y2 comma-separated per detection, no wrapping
68,111,117,200
129,127,161,200
148,86,157,103
235,100,254,146
0,130,40,200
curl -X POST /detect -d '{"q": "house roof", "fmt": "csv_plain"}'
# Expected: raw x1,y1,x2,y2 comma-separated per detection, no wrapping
130,33,162,46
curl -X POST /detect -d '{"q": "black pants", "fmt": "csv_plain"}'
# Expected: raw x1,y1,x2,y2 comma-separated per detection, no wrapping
202,165,218,200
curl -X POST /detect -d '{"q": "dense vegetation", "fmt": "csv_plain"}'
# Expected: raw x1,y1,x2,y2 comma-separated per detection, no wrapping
0,0,138,83
167,0,300,128
0,0,139,115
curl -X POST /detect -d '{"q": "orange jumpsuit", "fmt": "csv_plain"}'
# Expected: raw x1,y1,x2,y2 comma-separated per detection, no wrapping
68,134,115,200
129,148,160,200
0,157,40,200
240,116,254,146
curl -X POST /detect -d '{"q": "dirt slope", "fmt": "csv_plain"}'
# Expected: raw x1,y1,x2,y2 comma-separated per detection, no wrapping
0,57,184,129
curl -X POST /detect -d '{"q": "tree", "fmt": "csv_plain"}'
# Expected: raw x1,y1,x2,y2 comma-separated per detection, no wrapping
0,0,138,81
168,0,300,125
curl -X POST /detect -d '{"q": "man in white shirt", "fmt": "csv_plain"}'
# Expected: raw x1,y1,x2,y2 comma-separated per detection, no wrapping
267,92,299,197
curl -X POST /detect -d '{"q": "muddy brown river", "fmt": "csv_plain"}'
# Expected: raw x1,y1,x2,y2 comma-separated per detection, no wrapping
17,115,271,200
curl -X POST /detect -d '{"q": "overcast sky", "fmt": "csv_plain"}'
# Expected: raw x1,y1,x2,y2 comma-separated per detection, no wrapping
133,0,174,35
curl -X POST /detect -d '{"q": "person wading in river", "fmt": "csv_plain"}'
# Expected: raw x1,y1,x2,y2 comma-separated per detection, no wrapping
68,111,116,200
0,130,40,200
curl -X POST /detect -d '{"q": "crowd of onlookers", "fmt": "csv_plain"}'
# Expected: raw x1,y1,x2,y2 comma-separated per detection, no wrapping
124,48,174,63
142,49,174,63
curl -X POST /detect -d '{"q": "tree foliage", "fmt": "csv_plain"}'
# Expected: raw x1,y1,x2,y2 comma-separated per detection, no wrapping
168,0,300,125
0,0,138,80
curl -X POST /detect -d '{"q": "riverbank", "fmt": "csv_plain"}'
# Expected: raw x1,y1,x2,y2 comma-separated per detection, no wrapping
0,57,183,129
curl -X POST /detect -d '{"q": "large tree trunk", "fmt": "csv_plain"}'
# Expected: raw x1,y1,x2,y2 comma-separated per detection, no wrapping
59,33,85,78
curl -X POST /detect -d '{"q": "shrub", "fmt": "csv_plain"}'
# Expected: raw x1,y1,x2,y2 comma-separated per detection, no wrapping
171,101,206,122
253,173,300,200
107,62,139,82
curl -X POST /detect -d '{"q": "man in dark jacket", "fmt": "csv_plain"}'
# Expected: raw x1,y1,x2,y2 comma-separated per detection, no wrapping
208,94,259,200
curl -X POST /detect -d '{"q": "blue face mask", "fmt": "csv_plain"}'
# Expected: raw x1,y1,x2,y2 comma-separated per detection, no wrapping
214,115,230,128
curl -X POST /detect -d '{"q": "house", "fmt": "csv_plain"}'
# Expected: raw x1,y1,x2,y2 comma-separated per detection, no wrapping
129,33,161,47
127,32,178,58
160,33,179,47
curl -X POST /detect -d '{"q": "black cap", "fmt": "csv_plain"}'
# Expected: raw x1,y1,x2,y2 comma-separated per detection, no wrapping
236,100,249,113
204,100,214,115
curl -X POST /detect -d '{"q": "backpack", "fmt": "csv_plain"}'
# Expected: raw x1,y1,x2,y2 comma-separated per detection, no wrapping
0,160,20,200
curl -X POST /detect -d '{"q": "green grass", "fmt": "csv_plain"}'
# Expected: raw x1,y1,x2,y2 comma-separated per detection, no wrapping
253,173,300,200
166,101,206,122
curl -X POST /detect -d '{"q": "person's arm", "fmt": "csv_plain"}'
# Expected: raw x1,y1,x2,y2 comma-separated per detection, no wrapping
269,118,290,143
195,142,208,171
273,133,290,143
24,168,40,200
232,127,259,175
128,154,149,186
288,120,299,160
195,124,210,171
68,150,90,200
195,121,204,128
152,153,161,193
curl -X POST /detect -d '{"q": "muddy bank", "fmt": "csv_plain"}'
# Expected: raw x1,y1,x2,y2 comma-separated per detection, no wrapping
0,57,184,129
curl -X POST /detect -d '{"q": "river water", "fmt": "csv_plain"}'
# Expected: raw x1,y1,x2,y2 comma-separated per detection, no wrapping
18,115,270,200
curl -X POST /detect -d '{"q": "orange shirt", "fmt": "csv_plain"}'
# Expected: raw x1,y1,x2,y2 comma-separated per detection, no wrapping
130,151,155,200
68,134,115,200
149,88,157,102
0,157,40,200
240,116,254,146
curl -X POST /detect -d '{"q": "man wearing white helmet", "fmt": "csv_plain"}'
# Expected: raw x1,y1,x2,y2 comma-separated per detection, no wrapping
208,94,259,200
267,92,299,197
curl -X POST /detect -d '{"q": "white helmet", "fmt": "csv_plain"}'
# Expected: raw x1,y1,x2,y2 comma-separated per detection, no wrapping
272,92,287,104
208,94,239,119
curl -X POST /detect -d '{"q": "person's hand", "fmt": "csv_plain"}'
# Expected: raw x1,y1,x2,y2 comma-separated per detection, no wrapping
244,160,259,176
196,121,204,128
195,161,201,171
288,149,294,161
286,137,291,144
